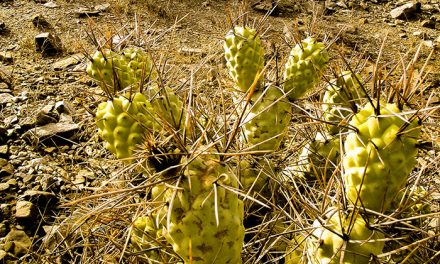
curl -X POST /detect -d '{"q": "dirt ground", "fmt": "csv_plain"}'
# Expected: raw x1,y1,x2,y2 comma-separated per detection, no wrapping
0,0,439,263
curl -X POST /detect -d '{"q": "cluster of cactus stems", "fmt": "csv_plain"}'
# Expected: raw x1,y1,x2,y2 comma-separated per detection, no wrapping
86,21,427,263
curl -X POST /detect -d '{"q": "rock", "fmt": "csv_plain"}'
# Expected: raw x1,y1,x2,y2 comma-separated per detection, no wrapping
22,122,79,145
0,182,10,192
15,201,37,221
95,3,110,12
421,19,436,28
0,158,14,176
0,250,14,262
4,229,32,257
76,8,101,18
390,2,421,19
0,145,7,157
35,104,59,126
413,31,427,39
252,0,279,16
21,190,58,206
35,32,63,56
0,127,7,144
55,101,75,115
0,222,9,237
52,53,84,70
43,1,58,8
31,14,52,30
0,51,13,64
0,21,5,34
0,93,14,106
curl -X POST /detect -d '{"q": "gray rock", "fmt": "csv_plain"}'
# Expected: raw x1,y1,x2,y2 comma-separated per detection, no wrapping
95,3,110,12
0,51,13,64
35,32,63,56
15,201,37,220
22,190,58,205
31,14,52,30
390,2,421,19
421,19,436,28
0,222,10,237
76,8,101,18
0,21,5,34
43,1,58,8
22,122,79,145
0,158,14,176
4,229,32,257
55,101,75,116
52,53,84,70
0,249,14,262
0,183,9,192
0,93,14,106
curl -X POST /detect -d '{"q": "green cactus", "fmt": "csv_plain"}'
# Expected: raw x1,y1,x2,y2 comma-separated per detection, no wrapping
343,102,421,212
95,93,159,160
162,151,245,263
87,47,157,94
150,86,187,131
242,86,291,152
131,215,167,261
283,37,329,101
307,208,385,264
287,132,340,180
322,71,365,135
224,26,265,92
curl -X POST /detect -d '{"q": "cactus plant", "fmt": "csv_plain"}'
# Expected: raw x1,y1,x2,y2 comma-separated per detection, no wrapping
241,86,291,152
283,37,329,101
224,26,265,92
287,132,340,180
343,102,421,212
322,71,365,135
307,208,385,264
162,151,245,263
95,93,159,160
87,47,157,94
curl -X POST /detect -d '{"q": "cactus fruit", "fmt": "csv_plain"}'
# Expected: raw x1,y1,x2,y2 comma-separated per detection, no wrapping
95,93,159,160
283,37,329,101
307,208,385,264
322,71,365,135
292,132,341,180
343,102,421,212
87,47,157,94
242,86,291,152
163,151,245,263
224,26,265,92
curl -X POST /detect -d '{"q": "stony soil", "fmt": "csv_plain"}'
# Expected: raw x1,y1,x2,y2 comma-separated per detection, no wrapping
0,0,439,263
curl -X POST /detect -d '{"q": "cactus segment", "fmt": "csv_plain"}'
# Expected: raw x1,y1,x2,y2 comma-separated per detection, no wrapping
242,86,291,152
291,132,341,180
224,26,265,92
307,208,385,264
322,71,365,135
95,93,158,160
131,215,167,261
150,86,187,130
343,102,421,212
283,37,329,101
87,47,157,94
163,152,245,263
